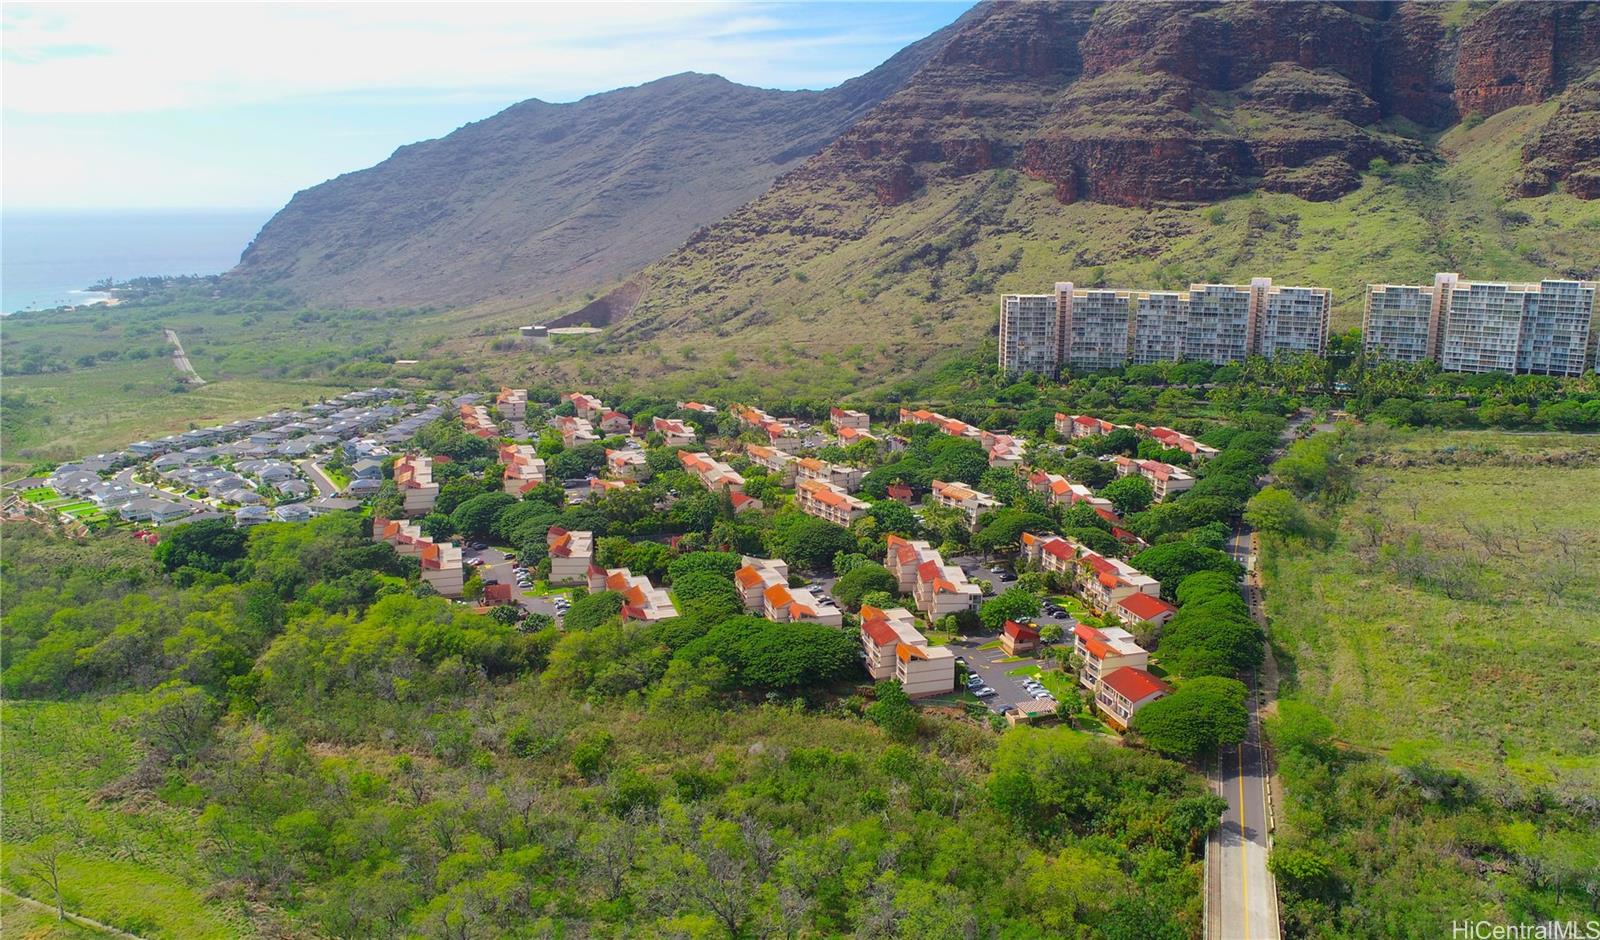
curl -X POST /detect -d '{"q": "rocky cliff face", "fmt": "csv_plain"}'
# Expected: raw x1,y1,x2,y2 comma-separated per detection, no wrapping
1516,70,1600,199
229,10,974,309
796,0,1600,209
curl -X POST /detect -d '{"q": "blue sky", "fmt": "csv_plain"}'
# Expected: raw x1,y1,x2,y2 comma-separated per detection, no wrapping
2,2,974,211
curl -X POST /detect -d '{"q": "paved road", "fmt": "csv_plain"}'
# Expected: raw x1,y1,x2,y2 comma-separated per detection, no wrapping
299,460,341,497
163,329,205,386
1207,683,1279,940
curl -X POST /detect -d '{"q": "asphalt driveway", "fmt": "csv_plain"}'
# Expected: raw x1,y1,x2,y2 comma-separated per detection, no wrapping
946,635,1064,713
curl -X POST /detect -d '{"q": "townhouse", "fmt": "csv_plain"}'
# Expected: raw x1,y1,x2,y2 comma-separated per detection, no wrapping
859,605,955,697
1094,666,1172,732
912,554,982,620
745,444,797,485
928,479,1001,531
547,526,594,584
734,557,789,610
830,407,870,430
763,583,843,626
1073,624,1149,694
605,448,647,480
393,454,439,517
837,425,879,446
586,565,678,622
500,444,547,495
984,432,1026,469
897,408,984,442
1112,456,1195,502
495,387,528,421
795,479,870,527
1077,551,1162,612
796,457,864,492
732,404,803,452
651,417,697,447
1026,471,1113,513
679,451,745,493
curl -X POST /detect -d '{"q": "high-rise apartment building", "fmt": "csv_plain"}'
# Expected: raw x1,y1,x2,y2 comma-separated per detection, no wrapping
1365,274,1595,377
999,293,1061,376
1062,283,1133,372
1000,277,1333,374
1257,284,1332,358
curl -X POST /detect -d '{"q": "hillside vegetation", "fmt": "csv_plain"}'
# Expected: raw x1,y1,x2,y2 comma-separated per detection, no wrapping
1257,427,1600,937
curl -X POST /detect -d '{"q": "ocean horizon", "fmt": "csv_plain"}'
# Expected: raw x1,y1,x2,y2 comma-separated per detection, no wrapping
1,207,275,315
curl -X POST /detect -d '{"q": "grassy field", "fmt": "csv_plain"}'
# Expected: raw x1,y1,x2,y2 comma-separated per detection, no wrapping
1,697,256,939
1264,430,1600,796
0,894,109,940
1,353,347,472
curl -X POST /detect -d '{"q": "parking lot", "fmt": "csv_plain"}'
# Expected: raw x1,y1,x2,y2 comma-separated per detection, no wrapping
948,635,1066,713
463,544,566,623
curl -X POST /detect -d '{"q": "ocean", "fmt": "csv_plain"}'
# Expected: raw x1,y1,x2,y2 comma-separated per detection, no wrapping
0,208,274,314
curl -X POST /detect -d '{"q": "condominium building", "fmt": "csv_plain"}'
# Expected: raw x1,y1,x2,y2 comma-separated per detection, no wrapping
500,444,547,496
763,584,843,626
605,448,647,480
587,565,678,622
494,387,527,421
460,403,497,438
734,557,789,610
1366,274,1595,377
859,605,954,698
1073,624,1148,694
745,444,797,485
547,526,594,584
562,392,605,421
883,534,981,619
598,410,632,435
1064,285,1134,372
928,479,1001,530
1095,666,1171,732
678,451,745,493
393,454,438,517
796,457,864,492
420,540,464,597
999,293,1062,377
1183,284,1254,365
553,416,597,448
830,407,871,430
1112,456,1195,502
1257,283,1332,358
651,417,697,446
795,479,869,526
1003,277,1334,373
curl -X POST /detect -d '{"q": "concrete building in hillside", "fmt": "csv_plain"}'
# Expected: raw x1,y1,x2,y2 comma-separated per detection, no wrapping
1365,274,1596,377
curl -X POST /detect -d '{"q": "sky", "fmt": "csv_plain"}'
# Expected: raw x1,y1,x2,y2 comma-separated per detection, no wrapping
2,1,974,211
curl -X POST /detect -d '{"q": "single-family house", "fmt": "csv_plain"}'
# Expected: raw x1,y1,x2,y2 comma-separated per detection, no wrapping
234,505,272,527
352,458,385,480
347,478,383,497
273,503,314,523
1001,619,1040,655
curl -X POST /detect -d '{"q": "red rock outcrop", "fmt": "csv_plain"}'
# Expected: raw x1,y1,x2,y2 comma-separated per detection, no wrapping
1515,70,1600,199
1454,2,1600,116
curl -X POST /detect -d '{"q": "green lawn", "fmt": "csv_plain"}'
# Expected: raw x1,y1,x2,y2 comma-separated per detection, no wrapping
20,487,58,503
0,893,108,939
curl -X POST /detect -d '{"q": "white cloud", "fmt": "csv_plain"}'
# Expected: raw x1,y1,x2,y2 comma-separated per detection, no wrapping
1,2,925,115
